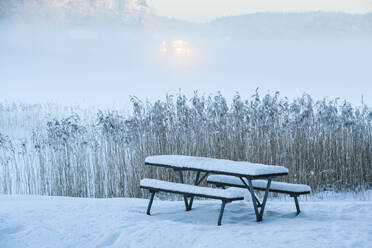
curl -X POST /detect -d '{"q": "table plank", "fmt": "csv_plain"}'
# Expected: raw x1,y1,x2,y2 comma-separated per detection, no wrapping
145,155,288,179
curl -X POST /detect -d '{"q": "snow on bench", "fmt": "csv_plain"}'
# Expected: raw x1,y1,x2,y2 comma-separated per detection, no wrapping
207,175,311,215
140,178,245,225
140,178,245,201
145,155,288,178
207,175,311,195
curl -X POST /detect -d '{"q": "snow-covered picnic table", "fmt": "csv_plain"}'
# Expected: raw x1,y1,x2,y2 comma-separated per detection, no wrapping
141,155,291,224
145,155,289,178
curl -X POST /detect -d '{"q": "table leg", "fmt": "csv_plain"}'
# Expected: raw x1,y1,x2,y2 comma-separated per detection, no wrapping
218,200,227,226
246,177,272,222
188,171,201,210
177,170,191,211
238,177,261,206
293,195,301,215
254,192,262,207
176,170,209,211
258,177,272,221
246,179,260,221
147,191,156,215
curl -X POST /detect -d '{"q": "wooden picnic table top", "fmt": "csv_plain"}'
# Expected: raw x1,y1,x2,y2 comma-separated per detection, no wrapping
145,155,288,179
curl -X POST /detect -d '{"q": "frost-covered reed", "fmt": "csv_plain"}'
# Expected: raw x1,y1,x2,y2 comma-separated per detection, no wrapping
0,92,371,198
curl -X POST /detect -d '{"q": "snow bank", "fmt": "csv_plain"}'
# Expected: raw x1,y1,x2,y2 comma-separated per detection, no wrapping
0,194,371,248
145,155,289,177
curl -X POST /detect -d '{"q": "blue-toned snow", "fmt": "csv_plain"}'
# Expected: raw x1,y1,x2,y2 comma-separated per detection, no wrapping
0,194,371,248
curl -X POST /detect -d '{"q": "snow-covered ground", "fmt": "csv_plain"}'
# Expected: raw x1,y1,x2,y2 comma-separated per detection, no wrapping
0,194,371,248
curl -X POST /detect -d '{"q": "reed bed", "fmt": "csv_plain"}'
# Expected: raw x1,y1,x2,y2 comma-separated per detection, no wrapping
0,92,371,198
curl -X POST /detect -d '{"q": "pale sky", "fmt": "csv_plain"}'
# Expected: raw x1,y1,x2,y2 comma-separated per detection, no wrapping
147,0,372,22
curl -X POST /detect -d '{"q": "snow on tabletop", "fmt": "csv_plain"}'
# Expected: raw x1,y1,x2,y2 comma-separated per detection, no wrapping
145,155,288,176
140,178,245,199
207,175,311,193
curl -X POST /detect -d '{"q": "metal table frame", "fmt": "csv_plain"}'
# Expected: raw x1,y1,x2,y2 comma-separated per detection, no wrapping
146,161,287,222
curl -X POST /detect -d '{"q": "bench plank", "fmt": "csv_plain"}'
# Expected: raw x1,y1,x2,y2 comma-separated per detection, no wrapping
207,175,311,195
140,178,245,225
140,179,245,201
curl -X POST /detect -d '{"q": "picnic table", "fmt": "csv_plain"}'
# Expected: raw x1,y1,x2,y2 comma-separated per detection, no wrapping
140,155,310,225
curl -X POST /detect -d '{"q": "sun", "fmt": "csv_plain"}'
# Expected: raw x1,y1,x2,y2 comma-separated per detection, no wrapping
161,40,191,57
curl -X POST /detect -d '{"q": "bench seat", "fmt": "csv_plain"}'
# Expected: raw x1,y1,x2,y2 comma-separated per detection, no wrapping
140,178,245,225
140,179,245,201
207,175,311,195
207,175,311,215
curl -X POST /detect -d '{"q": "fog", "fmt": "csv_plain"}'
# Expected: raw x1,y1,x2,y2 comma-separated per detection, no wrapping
1,2,372,107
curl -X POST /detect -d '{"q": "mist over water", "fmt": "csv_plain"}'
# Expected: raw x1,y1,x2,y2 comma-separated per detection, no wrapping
1,2,372,107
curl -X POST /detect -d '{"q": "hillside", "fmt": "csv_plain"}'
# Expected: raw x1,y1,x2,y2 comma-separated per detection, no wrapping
209,12,372,38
